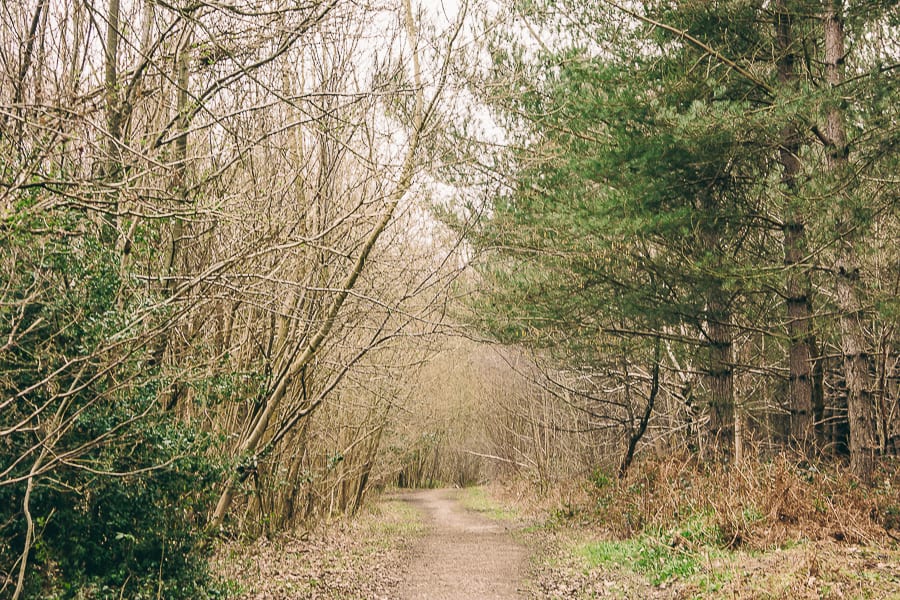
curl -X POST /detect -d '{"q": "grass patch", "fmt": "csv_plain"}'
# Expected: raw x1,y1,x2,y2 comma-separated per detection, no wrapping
579,511,727,585
362,498,425,539
580,535,700,585
693,569,733,596
460,486,518,521
207,578,246,599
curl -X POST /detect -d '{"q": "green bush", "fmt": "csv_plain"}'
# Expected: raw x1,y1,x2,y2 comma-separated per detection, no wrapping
32,417,222,599
1,212,222,599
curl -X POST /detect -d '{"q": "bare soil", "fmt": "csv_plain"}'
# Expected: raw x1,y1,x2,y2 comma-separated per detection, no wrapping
395,488,527,599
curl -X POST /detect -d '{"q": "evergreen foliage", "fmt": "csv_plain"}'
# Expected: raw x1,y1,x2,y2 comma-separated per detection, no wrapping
458,0,899,469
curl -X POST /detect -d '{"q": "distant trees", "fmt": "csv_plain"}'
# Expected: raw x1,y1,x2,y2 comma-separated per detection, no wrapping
458,0,898,480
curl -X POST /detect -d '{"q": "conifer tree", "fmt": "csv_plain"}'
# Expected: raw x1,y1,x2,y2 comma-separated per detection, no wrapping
465,0,898,470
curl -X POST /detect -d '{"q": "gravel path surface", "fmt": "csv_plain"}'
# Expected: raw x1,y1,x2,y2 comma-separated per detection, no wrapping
396,489,527,600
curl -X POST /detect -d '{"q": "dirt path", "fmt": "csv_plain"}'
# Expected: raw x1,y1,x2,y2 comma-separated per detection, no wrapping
396,488,527,600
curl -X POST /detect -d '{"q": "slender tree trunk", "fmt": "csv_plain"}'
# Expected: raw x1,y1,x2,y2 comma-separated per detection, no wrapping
706,293,735,456
823,1,877,483
104,0,121,172
4,0,48,140
98,0,124,250
164,27,192,295
618,339,660,478
150,24,192,377
775,0,815,448
734,401,744,466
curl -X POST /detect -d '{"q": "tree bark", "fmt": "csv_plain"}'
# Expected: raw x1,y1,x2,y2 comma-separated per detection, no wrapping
163,27,192,297
104,0,122,170
707,308,734,455
775,0,815,448
4,0,48,140
823,1,877,483
702,271,735,458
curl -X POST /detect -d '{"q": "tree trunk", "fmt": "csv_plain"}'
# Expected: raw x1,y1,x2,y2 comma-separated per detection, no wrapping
775,0,815,448
100,0,123,248
824,1,877,483
163,27,192,297
706,298,734,455
151,25,192,382
4,0,48,140
618,339,660,478
104,0,121,171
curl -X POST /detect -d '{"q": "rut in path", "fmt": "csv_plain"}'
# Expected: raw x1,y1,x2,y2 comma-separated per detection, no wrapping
396,488,527,600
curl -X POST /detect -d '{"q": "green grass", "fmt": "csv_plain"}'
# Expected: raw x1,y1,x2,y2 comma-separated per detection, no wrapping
208,577,247,598
692,569,734,598
580,537,699,585
578,513,727,586
361,499,425,548
459,486,518,521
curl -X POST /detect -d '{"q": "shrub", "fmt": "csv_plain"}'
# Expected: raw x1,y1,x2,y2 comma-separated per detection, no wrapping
590,453,896,549
1,214,222,599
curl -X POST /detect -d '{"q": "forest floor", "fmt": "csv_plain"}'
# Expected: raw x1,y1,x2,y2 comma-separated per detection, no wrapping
212,488,528,599
214,485,900,599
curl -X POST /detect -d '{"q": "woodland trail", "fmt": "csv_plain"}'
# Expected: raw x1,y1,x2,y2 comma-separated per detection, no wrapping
396,488,527,600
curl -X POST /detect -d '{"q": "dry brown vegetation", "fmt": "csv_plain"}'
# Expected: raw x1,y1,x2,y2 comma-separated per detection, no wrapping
588,454,900,548
212,497,425,599
481,453,900,599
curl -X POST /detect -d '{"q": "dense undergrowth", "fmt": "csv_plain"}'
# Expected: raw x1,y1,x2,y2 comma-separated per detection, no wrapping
0,218,225,599
585,453,899,549
488,453,900,598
